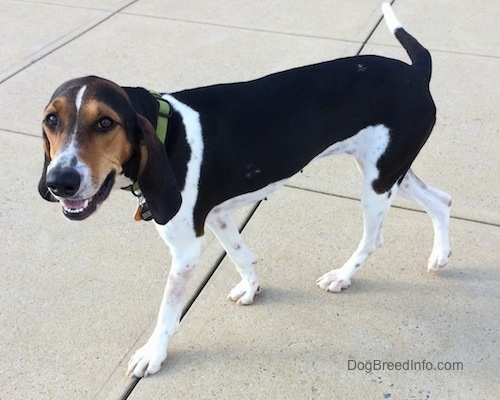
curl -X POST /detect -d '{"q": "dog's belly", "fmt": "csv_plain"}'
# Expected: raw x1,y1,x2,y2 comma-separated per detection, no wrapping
314,124,390,160
208,124,390,217
209,177,289,215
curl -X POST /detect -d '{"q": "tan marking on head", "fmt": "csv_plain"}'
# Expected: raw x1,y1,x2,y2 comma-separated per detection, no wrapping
77,99,134,187
42,76,140,197
42,97,74,159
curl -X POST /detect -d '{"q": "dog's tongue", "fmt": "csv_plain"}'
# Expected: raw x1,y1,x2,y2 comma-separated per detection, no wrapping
61,198,91,210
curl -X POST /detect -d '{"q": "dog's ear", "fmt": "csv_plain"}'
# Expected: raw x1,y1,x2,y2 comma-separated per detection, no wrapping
136,114,182,225
38,143,58,202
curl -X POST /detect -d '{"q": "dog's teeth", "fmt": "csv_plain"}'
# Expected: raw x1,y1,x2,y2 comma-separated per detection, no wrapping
63,198,90,214
66,207,84,214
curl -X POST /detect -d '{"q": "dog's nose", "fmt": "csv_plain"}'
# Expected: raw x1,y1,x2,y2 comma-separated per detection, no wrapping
46,167,81,197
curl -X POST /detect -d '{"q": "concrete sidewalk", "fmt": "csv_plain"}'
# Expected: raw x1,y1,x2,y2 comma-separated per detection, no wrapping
1,0,498,399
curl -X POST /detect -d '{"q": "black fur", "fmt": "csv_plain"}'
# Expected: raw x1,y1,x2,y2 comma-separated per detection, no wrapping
40,27,434,233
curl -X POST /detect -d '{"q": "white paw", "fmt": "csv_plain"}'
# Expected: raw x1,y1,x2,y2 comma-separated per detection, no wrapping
127,336,168,378
427,248,452,271
227,279,261,305
316,270,351,292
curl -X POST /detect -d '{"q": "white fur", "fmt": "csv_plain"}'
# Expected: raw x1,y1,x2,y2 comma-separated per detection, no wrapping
315,124,390,163
397,170,452,271
382,3,403,34
47,84,95,201
126,107,452,376
211,178,289,214
315,164,452,291
124,5,452,372
46,138,94,199
205,125,391,302
207,213,261,305
75,85,86,116
160,94,205,231
316,125,394,292
316,182,398,292
202,125,389,302
48,4,451,376
205,178,290,304
127,94,207,377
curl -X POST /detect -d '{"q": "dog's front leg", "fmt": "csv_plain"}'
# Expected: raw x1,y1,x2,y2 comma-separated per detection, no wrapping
206,213,261,305
127,232,205,377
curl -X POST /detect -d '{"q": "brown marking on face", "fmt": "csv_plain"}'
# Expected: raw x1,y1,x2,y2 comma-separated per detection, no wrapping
42,76,138,195
77,99,134,187
42,97,75,159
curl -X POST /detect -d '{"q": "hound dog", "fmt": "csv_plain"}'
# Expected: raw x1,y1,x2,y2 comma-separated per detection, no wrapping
38,4,451,377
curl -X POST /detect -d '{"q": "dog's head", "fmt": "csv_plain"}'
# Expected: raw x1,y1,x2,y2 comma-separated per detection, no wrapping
38,76,181,224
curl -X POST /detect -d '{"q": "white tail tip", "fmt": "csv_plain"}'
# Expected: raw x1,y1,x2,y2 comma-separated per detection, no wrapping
382,3,403,34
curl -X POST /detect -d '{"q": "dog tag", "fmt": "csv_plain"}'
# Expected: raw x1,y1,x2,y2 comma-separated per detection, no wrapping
139,201,153,221
134,194,153,221
133,206,142,221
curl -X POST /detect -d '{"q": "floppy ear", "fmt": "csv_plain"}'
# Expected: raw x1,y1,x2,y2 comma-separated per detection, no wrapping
38,150,58,202
136,114,182,225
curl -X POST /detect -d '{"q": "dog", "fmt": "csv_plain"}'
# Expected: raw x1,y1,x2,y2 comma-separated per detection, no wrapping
38,4,451,377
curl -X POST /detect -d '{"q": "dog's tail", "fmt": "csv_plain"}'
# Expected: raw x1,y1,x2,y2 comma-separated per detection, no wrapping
382,3,432,82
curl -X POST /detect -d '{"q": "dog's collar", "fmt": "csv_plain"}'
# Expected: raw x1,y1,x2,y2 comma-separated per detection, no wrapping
122,90,171,193
148,90,172,144
121,91,172,221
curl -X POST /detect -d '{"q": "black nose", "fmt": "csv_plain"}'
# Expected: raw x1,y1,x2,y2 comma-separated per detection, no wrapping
45,166,81,197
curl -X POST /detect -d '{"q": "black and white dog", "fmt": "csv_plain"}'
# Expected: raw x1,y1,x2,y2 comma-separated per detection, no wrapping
38,4,451,377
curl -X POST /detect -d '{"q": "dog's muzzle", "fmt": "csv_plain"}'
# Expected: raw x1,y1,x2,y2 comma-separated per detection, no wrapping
45,167,115,220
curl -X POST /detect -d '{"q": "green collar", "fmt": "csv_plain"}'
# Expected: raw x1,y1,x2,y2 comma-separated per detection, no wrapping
122,90,172,193
148,90,172,143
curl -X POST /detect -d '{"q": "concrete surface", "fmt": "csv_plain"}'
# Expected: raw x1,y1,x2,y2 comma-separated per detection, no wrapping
0,1,498,399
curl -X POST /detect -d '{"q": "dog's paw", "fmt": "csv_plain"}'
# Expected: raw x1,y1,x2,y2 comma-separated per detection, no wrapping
316,270,351,292
127,337,168,378
227,279,262,305
427,248,452,271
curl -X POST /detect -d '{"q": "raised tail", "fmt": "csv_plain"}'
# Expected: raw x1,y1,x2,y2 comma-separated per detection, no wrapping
382,3,432,81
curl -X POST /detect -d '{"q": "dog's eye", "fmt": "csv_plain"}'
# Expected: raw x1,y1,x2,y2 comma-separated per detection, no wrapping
44,113,58,128
96,117,114,131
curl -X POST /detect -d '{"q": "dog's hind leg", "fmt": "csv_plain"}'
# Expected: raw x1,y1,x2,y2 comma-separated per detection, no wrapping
207,213,261,305
316,179,398,292
317,124,398,292
397,169,452,271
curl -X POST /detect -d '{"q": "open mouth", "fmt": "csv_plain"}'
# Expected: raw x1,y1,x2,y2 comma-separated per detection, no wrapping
60,173,115,220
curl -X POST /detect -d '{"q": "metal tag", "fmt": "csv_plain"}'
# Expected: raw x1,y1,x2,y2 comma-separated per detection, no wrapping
139,201,153,221
134,193,153,222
